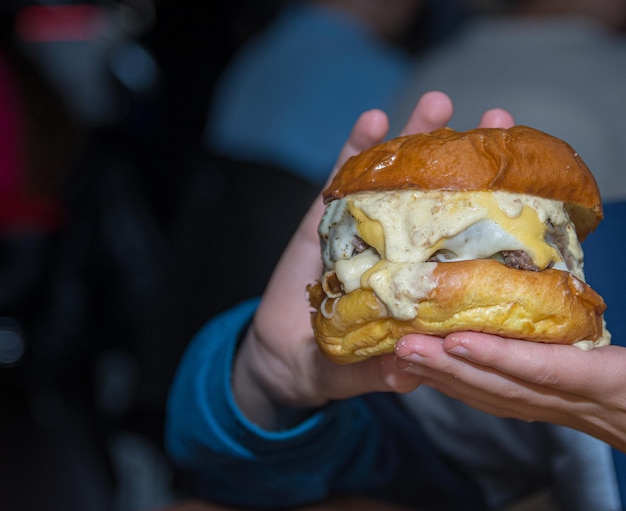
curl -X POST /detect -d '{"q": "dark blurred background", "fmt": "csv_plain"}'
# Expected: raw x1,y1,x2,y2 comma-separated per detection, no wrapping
0,1,471,510
2,0,625,509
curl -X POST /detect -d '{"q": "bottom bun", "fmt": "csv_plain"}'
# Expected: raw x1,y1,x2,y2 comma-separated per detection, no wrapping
308,259,608,364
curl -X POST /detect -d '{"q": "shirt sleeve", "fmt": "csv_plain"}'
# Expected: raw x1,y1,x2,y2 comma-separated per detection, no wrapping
164,298,383,508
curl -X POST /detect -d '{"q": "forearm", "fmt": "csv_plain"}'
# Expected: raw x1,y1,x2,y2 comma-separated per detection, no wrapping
165,300,382,508
232,323,320,430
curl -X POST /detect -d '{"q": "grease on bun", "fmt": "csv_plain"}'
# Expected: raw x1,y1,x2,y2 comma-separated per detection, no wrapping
308,126,609,364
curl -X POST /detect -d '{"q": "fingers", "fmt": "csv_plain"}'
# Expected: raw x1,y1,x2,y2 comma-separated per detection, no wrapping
399,91,454,136
398,94,514,135
395,332,626,427
332,109,390,178
394,334,574,423
441,333,619,396
396,335,526,404
478,108,515,128
396,332,571,396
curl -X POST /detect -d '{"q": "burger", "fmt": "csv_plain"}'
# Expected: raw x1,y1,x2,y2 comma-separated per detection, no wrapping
307,126,610,364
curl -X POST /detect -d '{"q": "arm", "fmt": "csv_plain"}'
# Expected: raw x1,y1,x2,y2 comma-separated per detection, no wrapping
165,299,383,508
165,299,486,510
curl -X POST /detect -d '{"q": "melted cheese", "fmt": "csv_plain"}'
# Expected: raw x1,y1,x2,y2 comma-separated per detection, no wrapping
349,191,565,269
319,190,585,320
347,202,385,256
361,260,437,320
335,248,379,293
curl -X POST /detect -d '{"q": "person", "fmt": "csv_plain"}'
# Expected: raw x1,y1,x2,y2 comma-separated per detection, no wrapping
165,90,626,510
204,0,423,185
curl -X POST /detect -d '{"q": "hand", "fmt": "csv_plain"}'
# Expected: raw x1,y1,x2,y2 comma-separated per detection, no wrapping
395,332,626,452
233,92,515,429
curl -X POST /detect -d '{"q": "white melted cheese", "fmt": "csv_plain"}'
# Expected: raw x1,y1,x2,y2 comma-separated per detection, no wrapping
364,260,438,320
319,190,585,320
334,248,379,293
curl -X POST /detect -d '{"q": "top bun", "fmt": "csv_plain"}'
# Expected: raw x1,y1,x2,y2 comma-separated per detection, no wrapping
323,126,603,240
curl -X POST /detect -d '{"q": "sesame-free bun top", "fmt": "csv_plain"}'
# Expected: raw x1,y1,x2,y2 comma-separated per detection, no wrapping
323,126,603,240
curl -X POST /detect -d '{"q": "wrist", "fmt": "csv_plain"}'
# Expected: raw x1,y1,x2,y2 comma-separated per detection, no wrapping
232,324,321,430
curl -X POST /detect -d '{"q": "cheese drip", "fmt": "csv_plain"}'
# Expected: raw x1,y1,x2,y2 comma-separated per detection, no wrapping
349,191,568,268
319,190,585,319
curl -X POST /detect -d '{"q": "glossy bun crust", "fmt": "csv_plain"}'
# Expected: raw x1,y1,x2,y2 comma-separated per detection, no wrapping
308,260,607,364
324,126,603,240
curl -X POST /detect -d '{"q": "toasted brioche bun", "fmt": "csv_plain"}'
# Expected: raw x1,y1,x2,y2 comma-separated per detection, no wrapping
309,126,608,364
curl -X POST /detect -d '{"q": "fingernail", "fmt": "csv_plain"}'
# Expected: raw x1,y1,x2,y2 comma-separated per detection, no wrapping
400,353,424,364
445,336,469,357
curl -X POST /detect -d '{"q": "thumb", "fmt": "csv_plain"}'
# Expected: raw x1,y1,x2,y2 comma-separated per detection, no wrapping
317,354,423,401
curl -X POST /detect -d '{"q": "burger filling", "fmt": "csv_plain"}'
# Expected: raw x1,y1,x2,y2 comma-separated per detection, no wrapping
319,190,585,321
